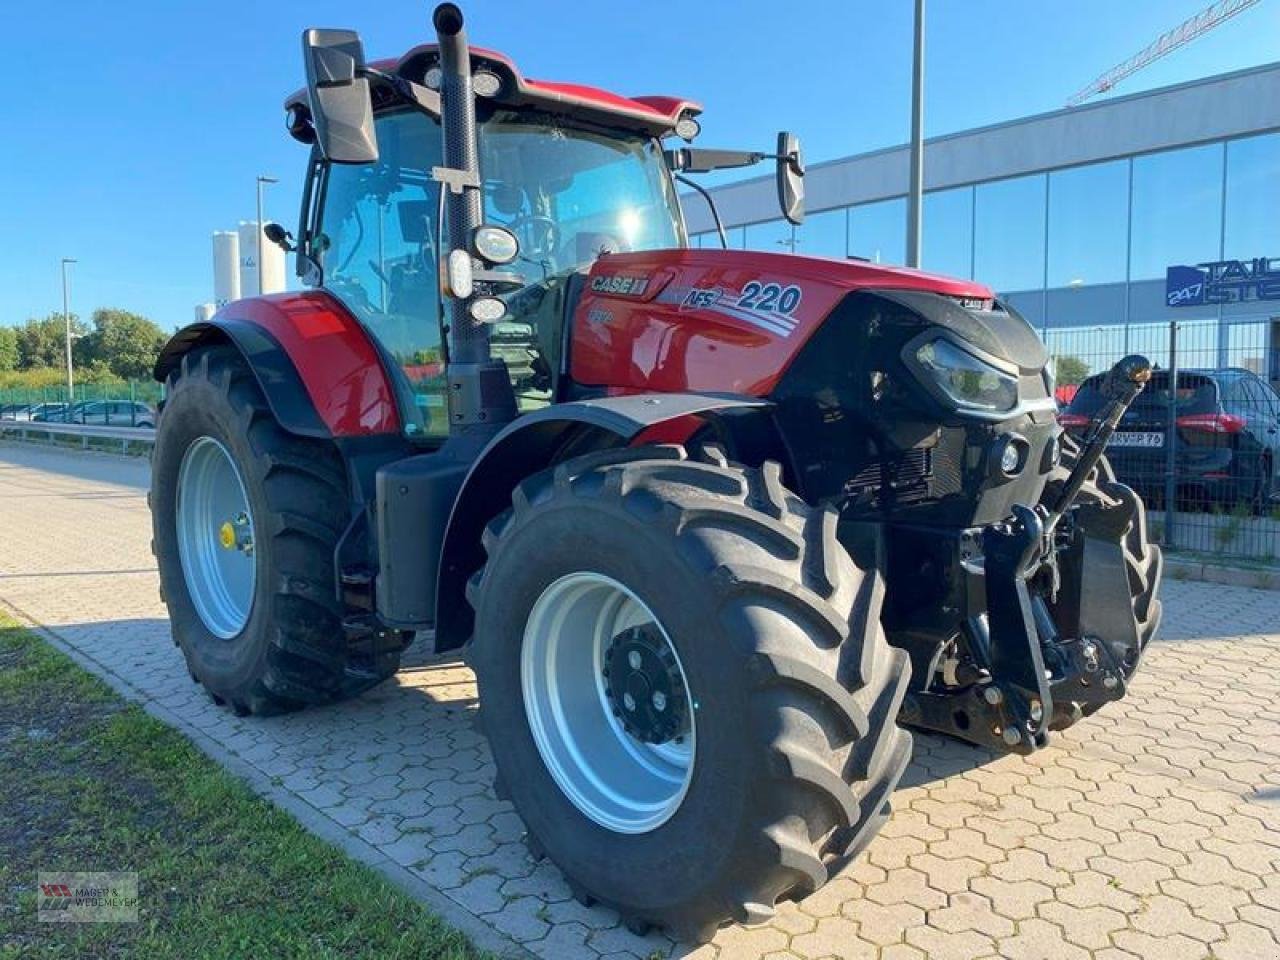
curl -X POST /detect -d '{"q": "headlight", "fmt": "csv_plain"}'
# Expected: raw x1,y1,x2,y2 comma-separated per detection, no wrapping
914,339,1018,412
473,225,520,265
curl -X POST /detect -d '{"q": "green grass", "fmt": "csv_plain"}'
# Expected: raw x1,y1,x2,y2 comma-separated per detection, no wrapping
0,615,486,960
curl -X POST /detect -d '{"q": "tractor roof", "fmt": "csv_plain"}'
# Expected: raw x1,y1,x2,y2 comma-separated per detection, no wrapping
286,44,701,139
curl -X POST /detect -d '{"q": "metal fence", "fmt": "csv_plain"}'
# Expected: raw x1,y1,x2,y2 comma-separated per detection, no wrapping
1047,319,1280,563
0,381,161,430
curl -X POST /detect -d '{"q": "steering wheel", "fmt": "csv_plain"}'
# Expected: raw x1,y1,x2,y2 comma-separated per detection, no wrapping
505,213,559,263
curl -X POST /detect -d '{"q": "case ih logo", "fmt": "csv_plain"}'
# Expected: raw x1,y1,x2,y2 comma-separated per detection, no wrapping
590,274,650,297
1166,257,1280,307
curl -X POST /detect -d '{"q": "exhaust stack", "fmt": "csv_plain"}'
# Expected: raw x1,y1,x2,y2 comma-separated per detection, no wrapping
433,2,516,433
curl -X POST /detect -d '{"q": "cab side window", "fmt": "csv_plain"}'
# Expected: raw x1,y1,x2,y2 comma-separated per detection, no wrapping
315,110,448,439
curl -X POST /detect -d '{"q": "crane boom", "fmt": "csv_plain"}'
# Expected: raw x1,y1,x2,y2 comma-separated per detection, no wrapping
1067,0,1262,107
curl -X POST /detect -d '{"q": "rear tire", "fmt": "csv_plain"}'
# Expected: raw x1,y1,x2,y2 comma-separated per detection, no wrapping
468,445,912,942
150,345,403,715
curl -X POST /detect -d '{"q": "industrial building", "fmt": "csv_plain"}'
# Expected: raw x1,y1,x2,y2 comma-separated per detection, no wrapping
684,61,1280,380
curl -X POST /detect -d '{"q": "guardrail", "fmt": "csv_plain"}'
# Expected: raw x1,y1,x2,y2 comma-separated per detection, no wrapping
0,419,155,454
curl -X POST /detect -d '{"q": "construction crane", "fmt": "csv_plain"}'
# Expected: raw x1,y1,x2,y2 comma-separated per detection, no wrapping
1067,0,1262,107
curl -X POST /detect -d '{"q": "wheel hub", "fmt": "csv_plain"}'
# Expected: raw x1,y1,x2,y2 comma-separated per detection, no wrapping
603,625,687,744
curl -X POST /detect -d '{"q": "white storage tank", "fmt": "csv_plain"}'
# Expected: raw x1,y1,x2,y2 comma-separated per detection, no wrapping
260,224,287,295
237,220,260,298
238,220,287,297
212,231,240,305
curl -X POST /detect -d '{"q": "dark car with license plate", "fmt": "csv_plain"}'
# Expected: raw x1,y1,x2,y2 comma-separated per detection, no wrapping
1060,368,1280,510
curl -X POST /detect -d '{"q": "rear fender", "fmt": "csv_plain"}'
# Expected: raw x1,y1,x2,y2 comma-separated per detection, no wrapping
432,393,772,651
154,292,400,439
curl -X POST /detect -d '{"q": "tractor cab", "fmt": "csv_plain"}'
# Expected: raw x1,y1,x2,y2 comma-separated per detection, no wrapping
283,31,801,441
295,104,684,436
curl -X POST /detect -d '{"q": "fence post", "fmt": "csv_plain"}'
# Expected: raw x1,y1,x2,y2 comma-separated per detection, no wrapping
1163,320,1178,550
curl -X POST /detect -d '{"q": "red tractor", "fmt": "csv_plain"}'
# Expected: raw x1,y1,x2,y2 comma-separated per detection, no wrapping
150,4,1162,942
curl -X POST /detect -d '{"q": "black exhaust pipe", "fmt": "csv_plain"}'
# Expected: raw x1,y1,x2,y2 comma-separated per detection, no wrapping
432,3,515,434
434,3,485,366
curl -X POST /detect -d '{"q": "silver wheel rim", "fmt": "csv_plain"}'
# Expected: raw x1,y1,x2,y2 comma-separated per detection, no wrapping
176,436,256,639
521,572,696,834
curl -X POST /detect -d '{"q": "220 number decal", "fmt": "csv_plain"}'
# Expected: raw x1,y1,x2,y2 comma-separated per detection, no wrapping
737,282,802,315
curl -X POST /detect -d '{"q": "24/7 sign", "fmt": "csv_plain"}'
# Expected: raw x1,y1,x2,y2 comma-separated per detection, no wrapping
1166,257,1280,307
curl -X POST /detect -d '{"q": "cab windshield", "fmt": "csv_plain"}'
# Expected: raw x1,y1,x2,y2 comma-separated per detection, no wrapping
480,109,684,275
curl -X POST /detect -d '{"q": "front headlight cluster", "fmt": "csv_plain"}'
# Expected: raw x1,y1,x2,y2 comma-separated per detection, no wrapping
915,339,1018,413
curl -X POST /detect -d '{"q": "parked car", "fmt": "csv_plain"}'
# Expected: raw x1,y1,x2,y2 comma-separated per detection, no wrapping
31,402,86,423
70,401,156,429
12,402,69,422
1060,367,1280,510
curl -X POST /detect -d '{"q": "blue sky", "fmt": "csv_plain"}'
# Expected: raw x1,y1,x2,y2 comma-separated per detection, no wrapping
3,0,1277,332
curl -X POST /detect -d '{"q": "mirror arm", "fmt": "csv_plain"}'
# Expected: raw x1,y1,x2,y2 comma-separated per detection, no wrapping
361,66,443,117
674,174,728,250
666,147,766,174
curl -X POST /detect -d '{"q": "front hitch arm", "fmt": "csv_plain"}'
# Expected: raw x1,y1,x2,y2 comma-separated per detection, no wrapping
1046,354,1153,531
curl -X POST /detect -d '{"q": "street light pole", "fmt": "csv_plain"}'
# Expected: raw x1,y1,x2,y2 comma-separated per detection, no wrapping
905,0,926,269
60,258,77,403
255,175,278,295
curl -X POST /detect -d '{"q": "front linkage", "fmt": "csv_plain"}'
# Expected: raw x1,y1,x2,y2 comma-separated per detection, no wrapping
902,355,1155,754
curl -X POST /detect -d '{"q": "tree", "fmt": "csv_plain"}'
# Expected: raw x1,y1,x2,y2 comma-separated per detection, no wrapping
77,308,168,380
1054,354,1090,387
0,326,17,372
15,313,84,370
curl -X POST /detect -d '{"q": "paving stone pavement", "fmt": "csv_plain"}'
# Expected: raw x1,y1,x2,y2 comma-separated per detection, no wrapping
3,441,1280,960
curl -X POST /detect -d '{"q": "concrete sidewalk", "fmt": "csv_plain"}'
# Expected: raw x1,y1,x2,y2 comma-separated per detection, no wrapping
3,441,1279,960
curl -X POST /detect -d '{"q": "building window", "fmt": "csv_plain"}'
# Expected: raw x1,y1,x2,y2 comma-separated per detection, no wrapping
849,197,906,265
744,219,796,253
794,207,847,258
1224,132,1280,259
1129,143,1223,281
922,186,974,280
1047,159,1128,288
974,173,1046,293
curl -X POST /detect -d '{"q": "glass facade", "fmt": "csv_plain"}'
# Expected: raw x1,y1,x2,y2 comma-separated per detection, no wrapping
1224,132,1280,258
974,174,1047,292
1129,143,1223,281
921,186,973,280
848,197,906,265
689,130,1280,373
1047,160,1128,287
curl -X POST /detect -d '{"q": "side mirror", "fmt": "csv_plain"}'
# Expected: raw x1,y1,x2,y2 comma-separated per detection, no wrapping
777,131,805,226
264,222,295,252
302,28,379,165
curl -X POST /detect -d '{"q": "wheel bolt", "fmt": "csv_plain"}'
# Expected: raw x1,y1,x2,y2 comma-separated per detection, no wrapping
652,691,667,712
628,650,642,671
623,692,636,712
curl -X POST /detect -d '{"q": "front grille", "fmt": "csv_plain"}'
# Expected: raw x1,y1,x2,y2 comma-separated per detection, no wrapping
843,446,934,506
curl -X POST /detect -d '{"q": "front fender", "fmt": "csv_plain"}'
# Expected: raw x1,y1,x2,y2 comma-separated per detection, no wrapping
432,393,770,651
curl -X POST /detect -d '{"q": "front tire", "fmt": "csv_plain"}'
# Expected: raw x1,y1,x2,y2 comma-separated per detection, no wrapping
468,445,912,942
150,345,404,715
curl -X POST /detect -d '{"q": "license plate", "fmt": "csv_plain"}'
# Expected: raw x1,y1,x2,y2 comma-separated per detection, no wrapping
1109,431,1164,448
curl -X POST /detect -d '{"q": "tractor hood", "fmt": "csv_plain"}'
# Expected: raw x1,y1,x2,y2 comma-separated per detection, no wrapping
588,248,995,302
569,247,1025,397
